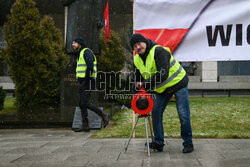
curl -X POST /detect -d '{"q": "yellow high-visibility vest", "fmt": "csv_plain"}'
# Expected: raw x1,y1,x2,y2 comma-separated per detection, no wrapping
76,48,97,78
134,45,186,93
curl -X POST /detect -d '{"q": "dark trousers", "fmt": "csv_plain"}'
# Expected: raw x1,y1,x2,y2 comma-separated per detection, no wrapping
79,79,104,124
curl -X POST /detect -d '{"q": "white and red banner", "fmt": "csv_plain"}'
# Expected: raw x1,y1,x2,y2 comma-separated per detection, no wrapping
134,0,250,61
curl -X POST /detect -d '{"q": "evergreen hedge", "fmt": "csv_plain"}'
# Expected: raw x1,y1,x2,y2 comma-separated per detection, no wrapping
98,28,125,72
3,0,68,120
98,29,132,106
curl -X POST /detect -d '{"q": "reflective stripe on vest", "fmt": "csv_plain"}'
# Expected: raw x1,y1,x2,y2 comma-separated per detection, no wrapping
76,48,97,78
134,45,186,93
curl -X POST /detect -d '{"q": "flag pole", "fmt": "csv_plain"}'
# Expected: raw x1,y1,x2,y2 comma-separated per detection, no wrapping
64,6,68,45
132,0,136,139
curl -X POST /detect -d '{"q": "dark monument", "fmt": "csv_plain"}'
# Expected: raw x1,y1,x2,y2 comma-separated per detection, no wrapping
60,0,107,123
72,107,102,130
61,0,106,54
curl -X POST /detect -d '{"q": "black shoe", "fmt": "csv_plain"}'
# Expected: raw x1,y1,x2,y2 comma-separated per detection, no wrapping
103,113,110,128
146,142,164,152
183,144,194,153
73,124,90,132
73,128,90,132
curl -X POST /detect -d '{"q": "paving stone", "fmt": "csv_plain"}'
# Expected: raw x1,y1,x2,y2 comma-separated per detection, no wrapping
119,150,150,160
191,150,225,160
65,152,94,161
86,160,143,167
41,141,84,147
0,147,14,156
214,143,238,151
198,158,250,167
1,141,48,149
1,136,74,142
82,144,104,153
29,160,89,167
207,139,239,144
7,146,59,155
145,151,171,160
192,143,217,151
0,135,34,141
232,141,250,150
219,149,250,160
13,152,72,163
51,145,87,154
92,150,121,161
0,129,249,166
143,159,202,167
0,153,25,164
0,161,32,167
192,139,210,144
169,151,196,160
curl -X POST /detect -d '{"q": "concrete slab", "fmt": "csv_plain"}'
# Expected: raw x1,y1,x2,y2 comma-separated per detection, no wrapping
0,129,249,167
0,153,25,164
198,158,250,167
86,160,143,167
13,152,72,163
144,159,202,167
0,162,33,167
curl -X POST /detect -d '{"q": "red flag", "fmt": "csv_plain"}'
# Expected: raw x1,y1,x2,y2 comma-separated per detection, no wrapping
104,0,110,43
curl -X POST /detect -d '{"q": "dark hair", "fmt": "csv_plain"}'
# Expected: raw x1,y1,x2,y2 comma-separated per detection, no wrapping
73,38,85,47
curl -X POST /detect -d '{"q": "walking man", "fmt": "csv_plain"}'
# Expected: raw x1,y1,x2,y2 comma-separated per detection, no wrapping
130,33,194,153
72,38,110,132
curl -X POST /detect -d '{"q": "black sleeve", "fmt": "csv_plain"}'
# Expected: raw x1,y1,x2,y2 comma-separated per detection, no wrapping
83,49,94,79
143,46,171,90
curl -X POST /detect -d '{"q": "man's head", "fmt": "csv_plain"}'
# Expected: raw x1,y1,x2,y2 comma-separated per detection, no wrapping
72,38,84,50
130,33,147,54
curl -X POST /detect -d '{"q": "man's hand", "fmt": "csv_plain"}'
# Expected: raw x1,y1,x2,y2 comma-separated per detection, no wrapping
136,82,143,89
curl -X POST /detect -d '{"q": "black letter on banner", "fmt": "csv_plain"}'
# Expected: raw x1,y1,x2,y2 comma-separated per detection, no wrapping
247,24,250,44
207,25,217,46
206,25,232,46
236,24,242,46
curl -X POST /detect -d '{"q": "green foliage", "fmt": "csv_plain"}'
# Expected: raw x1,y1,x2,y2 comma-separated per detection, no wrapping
0,97,16,115
3,0,68,119
119,24,133,54
93,97,250,138
97,28,126,104
98,28,125,72
0,87,6,111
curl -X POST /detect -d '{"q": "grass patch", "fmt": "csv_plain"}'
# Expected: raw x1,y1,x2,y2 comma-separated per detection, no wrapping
0,97,17,115
93,97,250,138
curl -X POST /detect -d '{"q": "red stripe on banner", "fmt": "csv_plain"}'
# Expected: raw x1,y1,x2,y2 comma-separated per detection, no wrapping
135,28,189,53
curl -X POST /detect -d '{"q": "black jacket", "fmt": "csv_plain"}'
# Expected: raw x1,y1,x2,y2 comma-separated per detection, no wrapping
134,39,189,95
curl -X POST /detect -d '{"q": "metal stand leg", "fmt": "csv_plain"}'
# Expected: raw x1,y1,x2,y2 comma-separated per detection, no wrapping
124,116,139,152
125,114,154,157
145,117,150,157
148,116,154,142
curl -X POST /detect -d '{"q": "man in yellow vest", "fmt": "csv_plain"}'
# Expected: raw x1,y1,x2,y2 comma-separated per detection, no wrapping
72,38,110,132
130,33,193,153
